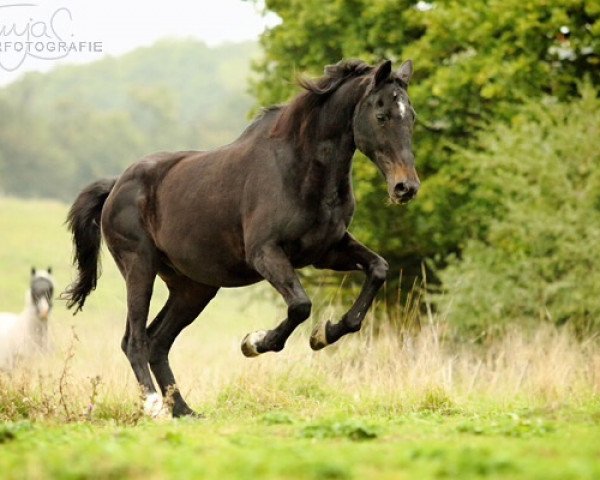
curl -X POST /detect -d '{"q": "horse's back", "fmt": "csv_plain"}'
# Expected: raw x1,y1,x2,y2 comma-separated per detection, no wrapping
102,150,199,236
119,150,202,189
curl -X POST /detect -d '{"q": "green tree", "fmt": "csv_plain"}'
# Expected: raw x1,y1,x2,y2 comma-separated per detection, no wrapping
252,0,599,291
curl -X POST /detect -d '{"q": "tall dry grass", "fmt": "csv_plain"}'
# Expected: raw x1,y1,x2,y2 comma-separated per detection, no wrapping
2,198,597,423
1,295,598,423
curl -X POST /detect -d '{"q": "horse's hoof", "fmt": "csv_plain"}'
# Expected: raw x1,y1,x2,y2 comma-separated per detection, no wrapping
143,393,171,420
310,321,330,351
173,405,204,419
241,330,268,357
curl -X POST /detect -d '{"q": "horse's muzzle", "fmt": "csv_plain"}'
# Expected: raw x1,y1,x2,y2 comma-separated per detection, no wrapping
391,180,420,204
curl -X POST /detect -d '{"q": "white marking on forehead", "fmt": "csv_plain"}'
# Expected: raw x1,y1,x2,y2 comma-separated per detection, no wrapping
393,90,410,119
397,99,407,118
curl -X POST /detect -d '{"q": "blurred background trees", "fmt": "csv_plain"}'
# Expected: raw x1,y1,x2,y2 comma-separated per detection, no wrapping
0,40,257,200
0,0,598,335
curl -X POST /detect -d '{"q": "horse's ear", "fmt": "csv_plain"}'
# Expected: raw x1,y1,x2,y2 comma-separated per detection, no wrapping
31,266,36,277
373,60,392,89
397,59,413,86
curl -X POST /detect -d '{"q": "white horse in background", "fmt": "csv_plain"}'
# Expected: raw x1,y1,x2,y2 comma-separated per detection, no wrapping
0,268,54,370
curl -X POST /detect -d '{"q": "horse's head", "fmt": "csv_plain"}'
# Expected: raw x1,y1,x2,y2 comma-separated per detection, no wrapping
353,60,420,204
30,267,54,320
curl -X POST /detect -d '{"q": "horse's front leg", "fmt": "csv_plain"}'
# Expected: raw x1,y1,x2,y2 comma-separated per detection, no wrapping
310,233,388,350
241,244,312,357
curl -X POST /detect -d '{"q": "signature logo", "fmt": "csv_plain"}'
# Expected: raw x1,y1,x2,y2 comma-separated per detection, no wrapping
0,3,102,72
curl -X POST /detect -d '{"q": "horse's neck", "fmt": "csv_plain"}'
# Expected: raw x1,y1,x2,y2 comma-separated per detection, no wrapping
298,78,367,199
21,291,46,343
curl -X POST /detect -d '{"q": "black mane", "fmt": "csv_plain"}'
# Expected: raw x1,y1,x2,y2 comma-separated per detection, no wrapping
270,60,374,143
241,60,375,144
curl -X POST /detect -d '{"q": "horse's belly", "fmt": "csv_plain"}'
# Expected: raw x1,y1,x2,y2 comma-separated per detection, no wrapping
154,205,257,286
158,235,261,288
178,259,262,288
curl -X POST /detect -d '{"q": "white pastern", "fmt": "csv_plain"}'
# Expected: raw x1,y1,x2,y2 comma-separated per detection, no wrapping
246,330,267,355
143,393,170,419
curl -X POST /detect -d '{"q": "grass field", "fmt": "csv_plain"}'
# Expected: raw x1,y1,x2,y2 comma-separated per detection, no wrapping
1,196,599,479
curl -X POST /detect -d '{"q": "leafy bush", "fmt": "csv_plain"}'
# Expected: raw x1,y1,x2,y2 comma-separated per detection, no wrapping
435,84,600,335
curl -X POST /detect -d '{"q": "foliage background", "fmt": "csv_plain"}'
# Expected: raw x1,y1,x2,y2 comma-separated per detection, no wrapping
251,0,598,268
0,4,599,478
250,0,599,334
0,40,257,200
435,85,600,336
0,0,598,335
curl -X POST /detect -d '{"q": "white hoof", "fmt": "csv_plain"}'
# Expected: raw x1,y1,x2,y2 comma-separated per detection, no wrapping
143,393,170,419
241,330,268,357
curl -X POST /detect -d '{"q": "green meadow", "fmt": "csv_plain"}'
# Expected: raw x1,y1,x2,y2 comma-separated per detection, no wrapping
1,197,599,479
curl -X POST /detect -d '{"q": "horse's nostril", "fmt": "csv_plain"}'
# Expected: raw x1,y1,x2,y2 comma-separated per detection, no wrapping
394,182,409,196
394,181,419,201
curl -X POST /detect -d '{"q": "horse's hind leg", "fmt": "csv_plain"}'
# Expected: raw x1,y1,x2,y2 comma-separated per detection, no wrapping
241,244,311,357
103,181,166,416
148,280,218,417
118,253,163,415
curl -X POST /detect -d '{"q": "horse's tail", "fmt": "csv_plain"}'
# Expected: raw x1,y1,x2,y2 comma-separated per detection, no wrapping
62,178,117,313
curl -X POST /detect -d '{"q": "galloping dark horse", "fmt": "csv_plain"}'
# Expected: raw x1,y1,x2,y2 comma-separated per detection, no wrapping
63,59,420,417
